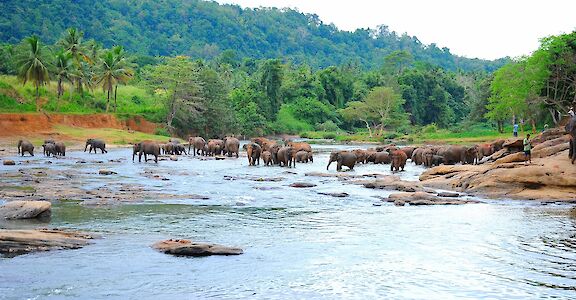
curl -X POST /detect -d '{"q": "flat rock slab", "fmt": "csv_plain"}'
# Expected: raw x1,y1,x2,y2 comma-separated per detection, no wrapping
290,182,317,188
386,192,480,206
152,239,243,257
0,229,94,256
0,200,51,219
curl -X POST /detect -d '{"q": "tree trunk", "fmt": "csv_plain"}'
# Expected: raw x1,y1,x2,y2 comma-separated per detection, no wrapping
531,119,536,134
114,85,118,113
497,120,504,133
105,87,110,113
363,120,373,138
57,78,62,112
35,84,40,112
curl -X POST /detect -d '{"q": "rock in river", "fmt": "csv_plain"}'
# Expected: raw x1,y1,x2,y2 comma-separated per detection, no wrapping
99,169,117,175
0,229,94,256
290,182,317,188
0,200,51,219
3,160,15,166
152,239,243,257
386,192,479,206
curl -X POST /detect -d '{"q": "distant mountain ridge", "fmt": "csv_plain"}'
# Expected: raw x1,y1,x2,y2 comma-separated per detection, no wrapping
0,0,508,71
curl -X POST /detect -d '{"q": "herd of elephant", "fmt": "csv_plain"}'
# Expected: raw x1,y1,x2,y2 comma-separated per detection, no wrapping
16,138,107,157
15,135,510,172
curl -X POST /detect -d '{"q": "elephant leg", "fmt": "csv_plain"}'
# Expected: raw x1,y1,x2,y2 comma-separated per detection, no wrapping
155,154,158,163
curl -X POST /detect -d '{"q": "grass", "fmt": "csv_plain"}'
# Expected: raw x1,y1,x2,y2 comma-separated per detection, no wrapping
0,75,165,122
301,123,522,145
54,125,170,145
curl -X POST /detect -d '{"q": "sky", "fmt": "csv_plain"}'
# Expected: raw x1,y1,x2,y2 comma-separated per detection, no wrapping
216,0,576,60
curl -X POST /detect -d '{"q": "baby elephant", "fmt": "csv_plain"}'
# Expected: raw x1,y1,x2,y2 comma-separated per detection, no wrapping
295,150,310,163
327,151,357,172
245,143,262,166
17,140,34,156
42,143,57,157
262,151,272,166
85,138,107,154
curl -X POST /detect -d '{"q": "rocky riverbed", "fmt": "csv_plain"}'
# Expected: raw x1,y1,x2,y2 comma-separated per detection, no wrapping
1,143,575,299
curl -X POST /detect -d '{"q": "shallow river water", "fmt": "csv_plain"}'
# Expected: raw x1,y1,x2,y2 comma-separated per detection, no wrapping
1,144,576,299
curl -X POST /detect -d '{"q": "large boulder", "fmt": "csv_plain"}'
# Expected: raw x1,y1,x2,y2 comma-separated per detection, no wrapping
0,200,51,219
0,229,94,256
152,239,243,257
363,176,423,192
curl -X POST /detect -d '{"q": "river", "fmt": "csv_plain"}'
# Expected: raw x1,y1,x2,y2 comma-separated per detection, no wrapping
1,144,575,299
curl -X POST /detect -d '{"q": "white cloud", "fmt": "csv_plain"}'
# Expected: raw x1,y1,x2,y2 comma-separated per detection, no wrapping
216,0,576,60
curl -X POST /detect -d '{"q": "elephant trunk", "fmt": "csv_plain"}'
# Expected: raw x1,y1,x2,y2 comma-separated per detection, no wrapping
84,142,89,152
326,159,333,170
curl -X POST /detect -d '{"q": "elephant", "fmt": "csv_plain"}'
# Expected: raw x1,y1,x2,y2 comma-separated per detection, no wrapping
373,152,391,164
176,143,188,155
224,137,240,158
17,140,34,156
411,148,424,165
390,150,408,172
268,143,281,165
252,137,275,150
163,142,176,155
490,139,506,153
401,147,415,160
287,142,313,162
566,116,576,164
475,143,493,162
245,143,262,166
169,138,181,144
277,146,296,167
464,146,477,165
422,148,434,167
85,138,107,154
207,139,225,156
262,151,273,166
295,150,310,163
54,142,66,156
44,139,55,145
431,155,444,166
327,151,357,171
42,143,57,157
365,150,377,163
352,149,368,164
375,144,396,152
436,145,466,165
133,141,160,163
188,137,206,156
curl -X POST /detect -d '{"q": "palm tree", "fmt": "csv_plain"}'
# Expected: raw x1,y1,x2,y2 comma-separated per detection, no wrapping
111,46,134,112
17,35,50,112
95,48,134,112
54,50,73,110
58,28,91,94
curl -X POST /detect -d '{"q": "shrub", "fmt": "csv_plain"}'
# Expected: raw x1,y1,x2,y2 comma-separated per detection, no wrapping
421,123,438,133
154,127,171,137
316,120,340,132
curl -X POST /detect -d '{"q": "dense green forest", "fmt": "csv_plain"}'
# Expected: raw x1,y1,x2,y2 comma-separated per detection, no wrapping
0,0,508,72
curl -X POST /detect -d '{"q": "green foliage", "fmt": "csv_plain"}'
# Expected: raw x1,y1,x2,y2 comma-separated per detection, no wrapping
274,105,314,134
316,120,340,132
0,0,506,72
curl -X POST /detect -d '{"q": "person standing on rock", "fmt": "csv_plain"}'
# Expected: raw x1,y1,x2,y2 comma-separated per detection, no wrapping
513,123,519,137
523,134,532,164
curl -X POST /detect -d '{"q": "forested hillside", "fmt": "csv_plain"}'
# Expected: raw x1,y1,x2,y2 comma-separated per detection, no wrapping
0,0,507,71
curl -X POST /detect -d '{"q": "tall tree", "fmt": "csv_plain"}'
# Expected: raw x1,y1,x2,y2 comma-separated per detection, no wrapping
16,35,50,112
260,59,283,118
58,28,91,94
95,47,134,112
53,50,73,110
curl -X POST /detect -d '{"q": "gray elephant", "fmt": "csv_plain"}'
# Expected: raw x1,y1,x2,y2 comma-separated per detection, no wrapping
174,143,187,155
42,143,57,157
224,137,240,158
431,155,444,166
566,116,576,164
188,137,206,156
277,146,296,167
327,151,357,171
422,148,434,167
85,139,107,154
436,145,466,165
373,152,391,164
207,139,225,156
17,140,34,156
262,150,272,166
295,150,310,163
133,141,160,163
54,142,66,156
268,143,281,165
